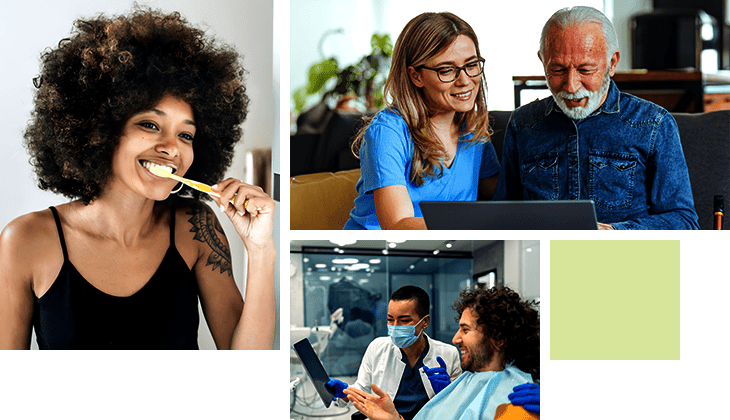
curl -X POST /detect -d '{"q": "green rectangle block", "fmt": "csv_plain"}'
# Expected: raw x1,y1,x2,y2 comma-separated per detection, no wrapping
550,240,680,360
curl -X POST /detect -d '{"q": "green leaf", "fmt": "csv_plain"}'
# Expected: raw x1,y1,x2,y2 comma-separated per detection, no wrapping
371,34,393,56
306,58,339,94
293,87,308,113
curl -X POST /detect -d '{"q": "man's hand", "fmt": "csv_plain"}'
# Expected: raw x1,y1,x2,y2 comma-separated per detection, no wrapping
597,222,615,230
344,384,400,420
508,383,540,413
423,356,451,394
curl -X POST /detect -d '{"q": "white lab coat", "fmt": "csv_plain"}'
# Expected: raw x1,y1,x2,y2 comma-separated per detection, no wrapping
336,334,462,406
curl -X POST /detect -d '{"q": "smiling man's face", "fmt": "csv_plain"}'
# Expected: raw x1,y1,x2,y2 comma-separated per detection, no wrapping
452,307,496,372
540,22,619,120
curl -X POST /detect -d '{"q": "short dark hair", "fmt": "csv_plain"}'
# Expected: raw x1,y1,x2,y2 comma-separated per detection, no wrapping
24,7,248,204
390,285,430,319
453,285,540,380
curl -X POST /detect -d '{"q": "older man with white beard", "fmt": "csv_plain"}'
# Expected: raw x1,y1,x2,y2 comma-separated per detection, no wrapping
494,6,699,230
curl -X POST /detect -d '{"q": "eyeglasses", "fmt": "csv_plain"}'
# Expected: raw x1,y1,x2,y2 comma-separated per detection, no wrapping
418,58,485,83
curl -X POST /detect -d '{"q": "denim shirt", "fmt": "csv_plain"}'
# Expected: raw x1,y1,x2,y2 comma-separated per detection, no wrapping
494,80,699,230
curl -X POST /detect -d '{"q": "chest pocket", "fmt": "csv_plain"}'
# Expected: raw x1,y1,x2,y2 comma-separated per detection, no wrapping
588,152,638,210
520,152,559,200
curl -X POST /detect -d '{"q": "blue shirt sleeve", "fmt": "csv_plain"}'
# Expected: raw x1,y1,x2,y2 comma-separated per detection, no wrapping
611,112,700,230
479,140,500,179
359,121,411,194
493,116,522,200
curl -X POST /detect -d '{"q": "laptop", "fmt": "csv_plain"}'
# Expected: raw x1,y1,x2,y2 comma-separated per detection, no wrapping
420,200,598,230
293,337,335,408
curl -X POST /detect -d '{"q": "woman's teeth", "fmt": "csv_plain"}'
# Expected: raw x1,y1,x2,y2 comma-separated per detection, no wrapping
142,161,175,174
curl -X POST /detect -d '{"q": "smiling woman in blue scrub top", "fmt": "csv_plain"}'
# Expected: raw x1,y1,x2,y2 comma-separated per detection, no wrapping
343,12,499,230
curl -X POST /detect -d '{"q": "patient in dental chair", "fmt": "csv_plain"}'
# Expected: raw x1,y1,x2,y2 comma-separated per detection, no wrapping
345,285,539,420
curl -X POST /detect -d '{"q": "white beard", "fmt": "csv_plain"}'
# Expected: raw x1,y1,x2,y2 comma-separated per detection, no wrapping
550,69,611,120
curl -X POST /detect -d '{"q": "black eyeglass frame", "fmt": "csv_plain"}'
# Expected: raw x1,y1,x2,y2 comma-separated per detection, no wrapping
418,58,486,83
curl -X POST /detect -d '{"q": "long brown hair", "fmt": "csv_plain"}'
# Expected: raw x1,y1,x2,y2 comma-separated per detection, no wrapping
351,12,490,186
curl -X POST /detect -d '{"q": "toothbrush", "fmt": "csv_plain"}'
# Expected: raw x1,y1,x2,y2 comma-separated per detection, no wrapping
148,165,246,206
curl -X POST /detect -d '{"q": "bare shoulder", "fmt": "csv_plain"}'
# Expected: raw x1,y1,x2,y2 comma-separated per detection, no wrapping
0,209,62,283
0,209,59,255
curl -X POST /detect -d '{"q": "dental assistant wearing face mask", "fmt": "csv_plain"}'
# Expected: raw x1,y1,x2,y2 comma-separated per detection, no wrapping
326,286,461,420
0,8,275,350
343,12,499,230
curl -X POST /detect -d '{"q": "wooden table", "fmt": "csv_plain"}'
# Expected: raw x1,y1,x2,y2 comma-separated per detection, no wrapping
513,70,730,112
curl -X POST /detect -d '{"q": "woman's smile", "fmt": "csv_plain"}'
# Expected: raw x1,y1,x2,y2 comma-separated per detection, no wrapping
109,94,195,200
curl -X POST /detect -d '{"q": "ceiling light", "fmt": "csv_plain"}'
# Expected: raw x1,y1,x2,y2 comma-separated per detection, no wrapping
332,258,358,264
369,259,381,264
433,249,440,255
329,239,357,247
315,263,327,269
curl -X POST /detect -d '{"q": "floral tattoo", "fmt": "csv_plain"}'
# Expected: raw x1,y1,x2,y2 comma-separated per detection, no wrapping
187,206,232,276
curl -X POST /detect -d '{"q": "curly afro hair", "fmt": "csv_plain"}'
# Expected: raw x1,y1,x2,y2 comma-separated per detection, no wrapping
453,285,540,381
24,7,249,204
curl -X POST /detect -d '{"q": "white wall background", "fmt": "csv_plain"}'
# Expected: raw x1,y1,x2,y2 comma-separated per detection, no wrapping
0,0,279,350
503,240,540,302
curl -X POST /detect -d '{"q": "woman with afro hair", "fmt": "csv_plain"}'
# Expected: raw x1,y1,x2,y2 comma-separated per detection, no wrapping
0,8,275,349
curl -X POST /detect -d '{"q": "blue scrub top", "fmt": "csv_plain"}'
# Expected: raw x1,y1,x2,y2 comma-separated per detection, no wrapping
344,109,500,230
393,342,430,420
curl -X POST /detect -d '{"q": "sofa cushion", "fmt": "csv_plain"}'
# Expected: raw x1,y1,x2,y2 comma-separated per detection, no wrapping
673,110,730,229
290,168,361,230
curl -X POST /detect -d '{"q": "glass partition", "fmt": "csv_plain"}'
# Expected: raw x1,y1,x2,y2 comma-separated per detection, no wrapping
298,245,473,376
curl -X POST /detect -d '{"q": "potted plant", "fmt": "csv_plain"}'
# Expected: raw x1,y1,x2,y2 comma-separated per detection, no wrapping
293,33,393,114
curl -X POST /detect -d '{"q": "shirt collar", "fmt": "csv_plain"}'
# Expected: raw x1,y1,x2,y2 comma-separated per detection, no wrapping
545,79,620,118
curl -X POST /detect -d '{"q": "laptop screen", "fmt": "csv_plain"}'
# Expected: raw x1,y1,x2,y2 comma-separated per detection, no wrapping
293,338,335,408
421,200,598,230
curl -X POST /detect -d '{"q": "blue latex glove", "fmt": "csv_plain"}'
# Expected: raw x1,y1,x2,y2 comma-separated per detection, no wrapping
508,382,540,413
423,356,450,395
325,378,349,400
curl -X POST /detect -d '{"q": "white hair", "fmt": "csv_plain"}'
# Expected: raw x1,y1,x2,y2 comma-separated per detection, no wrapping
539,6,619,64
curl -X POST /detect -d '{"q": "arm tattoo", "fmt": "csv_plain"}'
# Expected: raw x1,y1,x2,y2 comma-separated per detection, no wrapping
187,206,233,276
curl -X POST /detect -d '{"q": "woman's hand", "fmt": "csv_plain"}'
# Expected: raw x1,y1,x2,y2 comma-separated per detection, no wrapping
211,178,275,250
212,178,276,350
344,384,400,420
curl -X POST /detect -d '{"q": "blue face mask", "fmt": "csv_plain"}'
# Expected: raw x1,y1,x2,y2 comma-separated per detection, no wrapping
388,315,427,348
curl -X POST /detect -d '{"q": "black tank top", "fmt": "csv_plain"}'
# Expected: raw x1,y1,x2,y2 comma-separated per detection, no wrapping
32,206,200,349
